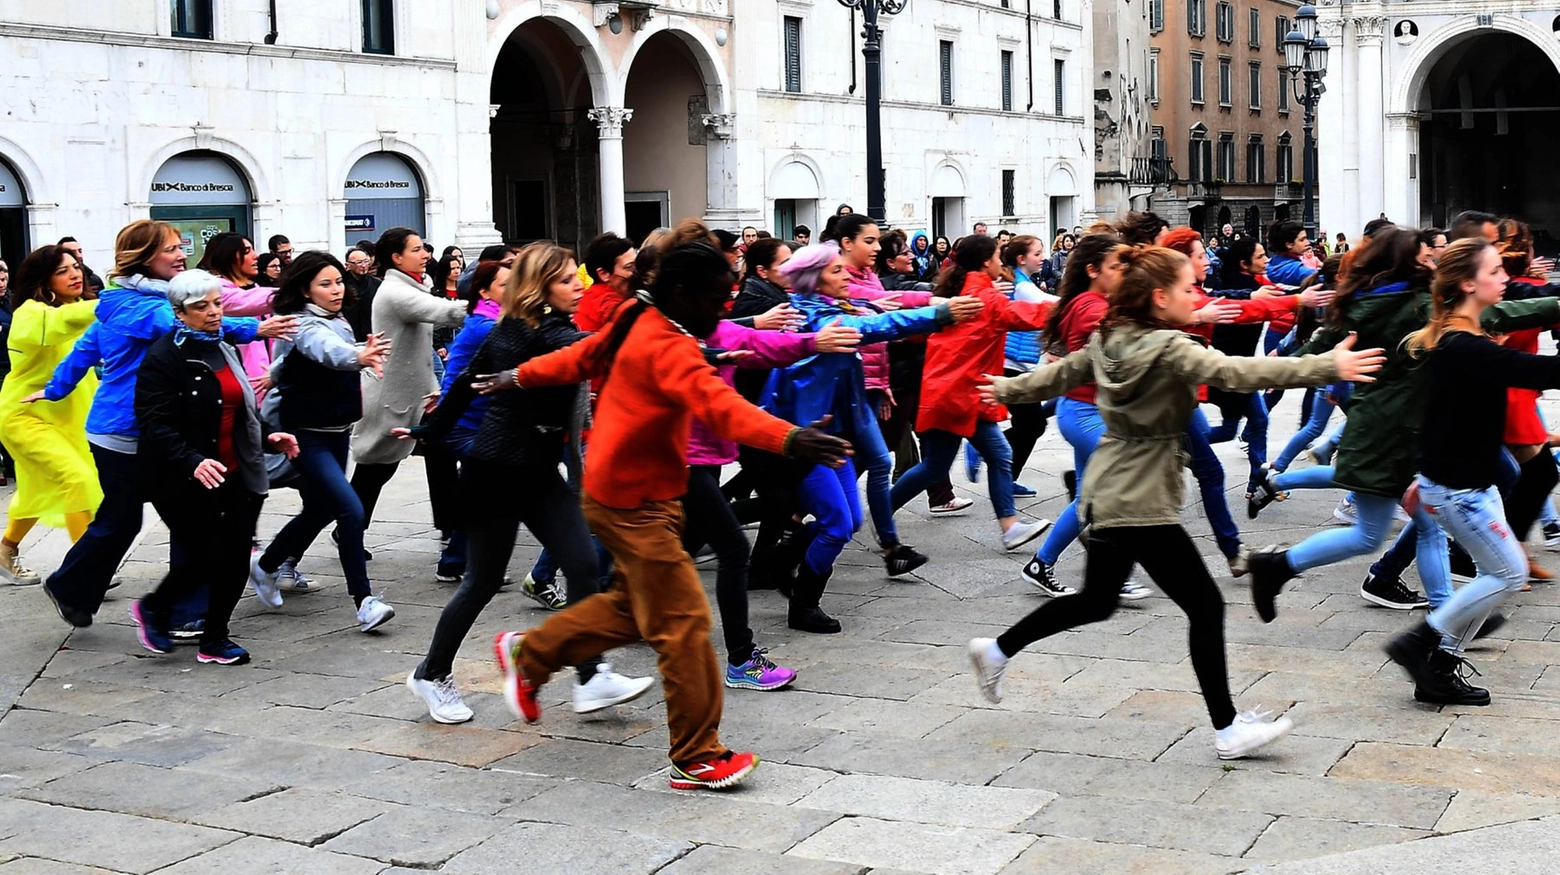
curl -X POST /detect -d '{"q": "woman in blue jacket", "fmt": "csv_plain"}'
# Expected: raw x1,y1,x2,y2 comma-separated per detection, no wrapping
762,243,981,633
34,220,292,628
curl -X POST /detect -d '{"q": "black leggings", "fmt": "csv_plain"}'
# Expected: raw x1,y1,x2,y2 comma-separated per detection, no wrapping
350,461,400,531
415,460,601,683
682,465,754,665
1507,449,1559,542
996,524,1237,729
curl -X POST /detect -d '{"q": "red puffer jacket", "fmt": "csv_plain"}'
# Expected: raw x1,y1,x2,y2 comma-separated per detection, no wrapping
918,272,1049,436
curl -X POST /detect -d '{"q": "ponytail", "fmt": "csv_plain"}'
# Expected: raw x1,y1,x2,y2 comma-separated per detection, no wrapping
1404,238,1489,358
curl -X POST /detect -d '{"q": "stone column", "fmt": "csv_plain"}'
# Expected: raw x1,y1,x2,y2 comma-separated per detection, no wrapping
1354,13,1387,231
1316,9,1351,238
1384,112,1420,225
700,112,745,228
588,107,634,235
450,0,504,251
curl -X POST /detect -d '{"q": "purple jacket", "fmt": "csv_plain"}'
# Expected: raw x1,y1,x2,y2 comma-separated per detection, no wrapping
688,321,819,466
845,266,932,391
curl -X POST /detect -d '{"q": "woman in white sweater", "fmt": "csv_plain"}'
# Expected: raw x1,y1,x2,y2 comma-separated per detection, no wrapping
349,228,466,543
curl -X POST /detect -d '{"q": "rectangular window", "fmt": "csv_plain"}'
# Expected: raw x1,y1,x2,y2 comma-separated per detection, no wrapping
1188,0,1206,36
1001,50,1014,112
1054,0,1063,20
1219,57,1232,107
1148,50,1160,103
1149,0,1164,32
1277,137,1294,181
1275,15,1290,51
171,0,212,39
1218,135,1236,181
1216,1,1234,42
1054,59,1066,115
940,40,955,106
362,0,394,55
1249,7,1262,47
1278,67,1292,112
1002,169,1017,218
1248,61,1262,109
1190,53,1205,104
783,16,803,93
1246,136,1265,183
1189,135,1210,182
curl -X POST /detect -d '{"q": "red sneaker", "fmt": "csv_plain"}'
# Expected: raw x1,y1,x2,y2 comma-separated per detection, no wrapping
493,631,540,724
668,750,759,790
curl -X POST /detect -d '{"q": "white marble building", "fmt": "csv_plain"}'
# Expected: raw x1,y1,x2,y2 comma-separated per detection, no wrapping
1317,1,1560,243
0,0,1094,266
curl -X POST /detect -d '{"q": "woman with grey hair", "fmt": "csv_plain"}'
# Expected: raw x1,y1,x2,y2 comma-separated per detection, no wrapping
130,270,300,665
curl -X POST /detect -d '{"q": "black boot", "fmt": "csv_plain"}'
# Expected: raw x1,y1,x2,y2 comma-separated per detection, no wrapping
1248,547,1296,623
788,564,841,634
774,527,816,599
1063,469,1077,503
1384,619,1442,692
1416,648,1491,706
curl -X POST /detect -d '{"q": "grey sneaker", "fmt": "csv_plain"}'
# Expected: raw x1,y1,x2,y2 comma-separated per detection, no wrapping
967,638,1008,704
275,560,317,593
248,554,284,609
356,595,395,632
406,671,474,724
1001,519,1051,552
521,574,568,611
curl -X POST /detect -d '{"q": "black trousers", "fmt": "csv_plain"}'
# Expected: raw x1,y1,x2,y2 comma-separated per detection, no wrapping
996,524,1238,729
144,480,263,645
682,465,754,665
415,459,601,682
1507,450,1559,542
349,461,399,531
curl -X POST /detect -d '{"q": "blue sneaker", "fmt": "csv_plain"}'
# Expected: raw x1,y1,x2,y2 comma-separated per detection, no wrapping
963,442,982,483
724,647,797,691
1012,482,1036,497
197,639,251,666
129,600,172,654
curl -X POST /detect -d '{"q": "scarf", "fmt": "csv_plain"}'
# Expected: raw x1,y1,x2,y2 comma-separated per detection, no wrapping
473,298,502,321
173,324,223,347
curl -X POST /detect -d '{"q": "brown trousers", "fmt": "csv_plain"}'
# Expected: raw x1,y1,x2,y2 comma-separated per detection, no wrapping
519,495,726,765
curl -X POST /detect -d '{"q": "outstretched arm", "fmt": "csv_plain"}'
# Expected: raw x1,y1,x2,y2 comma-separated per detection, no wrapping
988,347,1094,405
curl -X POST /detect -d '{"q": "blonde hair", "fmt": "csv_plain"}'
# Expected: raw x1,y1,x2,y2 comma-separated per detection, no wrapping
1098,244,1191,335
112,219,180,281
503,241,577,328
1405,237,1491,358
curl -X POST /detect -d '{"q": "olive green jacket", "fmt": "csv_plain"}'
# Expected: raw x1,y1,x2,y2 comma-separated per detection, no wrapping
993,325,1338,529
1295,290,1560,498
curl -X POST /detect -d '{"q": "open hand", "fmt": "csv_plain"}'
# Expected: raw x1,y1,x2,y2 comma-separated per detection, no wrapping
813,317,862,354
256,314,299,340
754,303,806,332
266,432,300,459
193,458,227,489
472,369,517,394
791,415,853,468
976,373,1002,407
19,390,45,404
947,296,984,323
358,332,391,377
1332,332,1387,382
1193,298,1240,325
1298,287,1336,309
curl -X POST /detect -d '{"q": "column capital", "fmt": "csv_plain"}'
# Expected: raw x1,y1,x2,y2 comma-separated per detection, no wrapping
700,112,736,139
1317,16,1344,40
587,106,634,138
1385,111,1421,129
1352,15,1386,44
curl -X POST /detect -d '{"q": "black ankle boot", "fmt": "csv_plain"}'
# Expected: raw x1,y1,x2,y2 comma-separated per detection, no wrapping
1384,619,1441,691
774,527,816,599
1248,547,1295,623
787,565,841,633
1416,648,1491,706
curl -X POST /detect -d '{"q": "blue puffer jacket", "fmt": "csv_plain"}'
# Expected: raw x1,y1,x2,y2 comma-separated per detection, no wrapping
762,293,949,440
1003,270,1044,366
1265,253,1317,289
438,300,499,434
44,275,260,439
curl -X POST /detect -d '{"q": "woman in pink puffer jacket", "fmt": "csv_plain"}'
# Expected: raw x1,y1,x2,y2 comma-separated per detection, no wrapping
197,233,275,385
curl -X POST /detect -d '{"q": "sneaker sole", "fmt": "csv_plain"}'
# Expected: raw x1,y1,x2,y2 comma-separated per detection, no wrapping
276,583,316,593
0,570,41,586
197,652,251,666
493,632,540,724
359,605,395,633
573,676,656,714
1119,587,1152,602
524,590,567,611
724,674,796,691
886,556,930,577
1360,586,1427,610
1003,520,1051,552
406,672,475,724
1413,686,1491,707
668,757,759,790
929,506,973,517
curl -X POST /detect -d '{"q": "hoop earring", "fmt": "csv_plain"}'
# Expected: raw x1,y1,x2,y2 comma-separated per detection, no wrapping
43,288,57,305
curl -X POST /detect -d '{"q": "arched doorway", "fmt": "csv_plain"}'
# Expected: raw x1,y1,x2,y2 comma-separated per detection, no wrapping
770,160,820,240
343,152,425,245
0,156,28,263
622,31,712,240
930,164,966,241
149,151,253,267
1417,32,1560,245
490,18,601,251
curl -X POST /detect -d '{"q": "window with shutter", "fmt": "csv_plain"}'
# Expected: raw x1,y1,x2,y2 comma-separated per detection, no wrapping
1001,51,1014,111
783,17,804,92
1002,170,1016,217
940,41,954,105
1053,59,1065,115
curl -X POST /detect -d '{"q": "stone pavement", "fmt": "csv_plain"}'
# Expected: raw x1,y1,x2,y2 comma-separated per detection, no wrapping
5,398,1560,875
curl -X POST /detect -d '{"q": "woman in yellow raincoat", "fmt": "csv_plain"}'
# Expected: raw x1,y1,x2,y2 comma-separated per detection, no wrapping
0,245,101,584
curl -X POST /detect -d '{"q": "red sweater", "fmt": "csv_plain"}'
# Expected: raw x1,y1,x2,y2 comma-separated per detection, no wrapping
1057,290,1109,404
517,301,799,509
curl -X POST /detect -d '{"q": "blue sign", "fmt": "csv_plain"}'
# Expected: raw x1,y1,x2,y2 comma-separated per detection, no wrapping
345,214,376,232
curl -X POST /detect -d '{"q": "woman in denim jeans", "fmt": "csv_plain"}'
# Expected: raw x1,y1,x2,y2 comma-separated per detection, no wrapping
1386,238,1560,706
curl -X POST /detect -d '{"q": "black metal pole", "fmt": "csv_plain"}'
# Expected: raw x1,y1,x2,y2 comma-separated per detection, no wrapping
862,5,886,224
1301,83,1316,236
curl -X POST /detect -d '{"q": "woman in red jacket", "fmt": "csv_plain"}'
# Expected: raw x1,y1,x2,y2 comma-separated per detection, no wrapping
888,235,1052,551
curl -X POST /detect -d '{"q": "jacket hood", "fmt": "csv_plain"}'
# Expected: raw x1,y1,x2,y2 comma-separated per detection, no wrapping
95,279,167,325
1089,325,1186,400
909,231,930,254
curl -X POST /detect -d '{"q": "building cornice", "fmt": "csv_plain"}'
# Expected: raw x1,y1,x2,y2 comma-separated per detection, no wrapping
757,89,1086,125
0,23,459,70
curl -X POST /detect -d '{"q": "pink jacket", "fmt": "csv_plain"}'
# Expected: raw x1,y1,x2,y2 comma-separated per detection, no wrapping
217,277,274,379
687,321,819,466
844,266,932,391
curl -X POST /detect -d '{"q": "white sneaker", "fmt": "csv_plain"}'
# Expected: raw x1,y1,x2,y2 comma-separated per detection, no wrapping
1215,708,1294,759
1119,579,1152,601
967,637,1008,704
248,554,284,608
929,497,975,516
1001,519,1051,552
1332,496,1357,526
275,560,316,593
572,663,655,713
356,595,395,632
406,671,474,724
1394,505,1411,524
0,543,41,586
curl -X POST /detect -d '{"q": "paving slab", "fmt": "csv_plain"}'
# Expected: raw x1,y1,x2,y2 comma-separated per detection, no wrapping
656,844,867,875
1020,794,1273,857
793,774,1055,830
1240,815,1560,874
440,821,691,874
188,788,397,846
1242,816,1431,864
151,835,385,875
17,760,277,820
999,836,1244,875
321,806,508,867
0,798,239,874
787,816,1036,875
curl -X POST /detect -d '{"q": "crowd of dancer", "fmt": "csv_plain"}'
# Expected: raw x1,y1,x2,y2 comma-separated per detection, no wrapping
1,202,1556,787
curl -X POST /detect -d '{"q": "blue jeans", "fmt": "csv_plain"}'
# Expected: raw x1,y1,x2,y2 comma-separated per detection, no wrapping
1273,391,1341,472
891,422,1015,519
1419,478,1527,653
1207,393,1269,486
798,459,863,575
1273,464,1337,492
260,430,372,599
853,419,900,547
1035,398,1106,566
1186,407,1243,559
1287,493,1448,602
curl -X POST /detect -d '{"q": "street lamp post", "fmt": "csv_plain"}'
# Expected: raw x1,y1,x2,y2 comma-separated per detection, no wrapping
1284,5,1330,237
837,0,908,225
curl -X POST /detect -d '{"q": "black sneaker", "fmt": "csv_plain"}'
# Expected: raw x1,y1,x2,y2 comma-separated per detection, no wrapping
435,562,463,583
42,582,93,628
1063,470,1077,503
1449,543,1476,582
1360,572,1429,610
1248,546,1295,623
169,620,205,643
1415,649,1490,706
1246,467,1285,520
1384,620,1441,691
883,544,930,578
1020,558,1076,597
